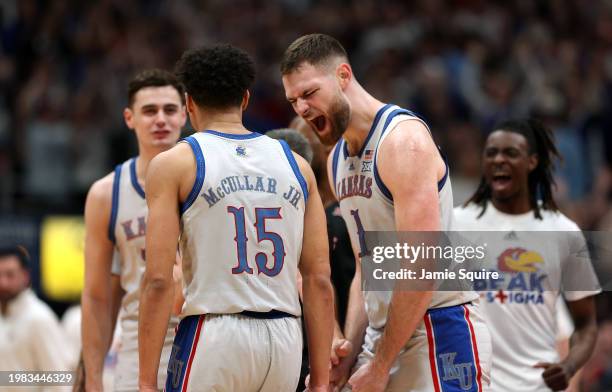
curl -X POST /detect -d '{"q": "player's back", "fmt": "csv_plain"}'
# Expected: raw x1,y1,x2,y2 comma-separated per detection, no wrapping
179,130,307,317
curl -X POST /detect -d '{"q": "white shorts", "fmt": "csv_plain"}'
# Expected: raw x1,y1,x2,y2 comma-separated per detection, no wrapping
166,312,302,392
114,320,176,391
344,302,492,392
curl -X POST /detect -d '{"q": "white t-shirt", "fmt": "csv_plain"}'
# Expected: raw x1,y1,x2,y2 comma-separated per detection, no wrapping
453,202,600,392
0,289,71,392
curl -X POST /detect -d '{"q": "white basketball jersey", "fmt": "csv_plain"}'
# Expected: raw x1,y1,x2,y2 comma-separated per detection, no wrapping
179,130,307,317
331,104,477,329
109,158,178,345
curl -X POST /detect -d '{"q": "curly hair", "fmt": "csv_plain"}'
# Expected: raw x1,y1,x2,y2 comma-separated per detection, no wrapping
127,68,184,107
175,44,255,109
466,118,561,219
280,33,348,75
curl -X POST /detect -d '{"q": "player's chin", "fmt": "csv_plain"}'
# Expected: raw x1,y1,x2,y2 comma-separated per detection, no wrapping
152,135,179,147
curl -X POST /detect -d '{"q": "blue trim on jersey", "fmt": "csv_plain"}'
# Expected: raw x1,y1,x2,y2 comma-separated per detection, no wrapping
372,108,411,202
438,158,449,192
279,140,309,203
429,305,480,392
166,315,203,392
355,103,393,158
108,164,122,244
343,139,349,159
372,108,448,201
129,158,145,199
181,136,206,214
331,140,343,195
205,130,263,140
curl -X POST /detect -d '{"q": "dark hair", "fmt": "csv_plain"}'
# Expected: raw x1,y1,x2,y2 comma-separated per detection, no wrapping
127,68,185,108
280,33,348,75
175,44,255,109
466,118,561,219
0,245,30,270
266,128,314,164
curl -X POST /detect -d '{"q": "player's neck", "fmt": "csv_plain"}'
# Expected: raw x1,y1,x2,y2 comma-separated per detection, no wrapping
194,108,249,134
133,148,161,187
342,85,384,156
490,195,532,215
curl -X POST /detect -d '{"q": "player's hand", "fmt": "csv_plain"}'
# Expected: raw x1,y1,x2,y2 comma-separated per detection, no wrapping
534,362,573,391
347,360,389,392
330,338,354,391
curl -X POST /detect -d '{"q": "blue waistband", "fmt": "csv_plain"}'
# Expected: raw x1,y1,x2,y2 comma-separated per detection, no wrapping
239,310,296,319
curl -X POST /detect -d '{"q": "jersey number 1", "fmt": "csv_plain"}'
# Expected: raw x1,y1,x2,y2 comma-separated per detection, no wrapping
227,206,286,277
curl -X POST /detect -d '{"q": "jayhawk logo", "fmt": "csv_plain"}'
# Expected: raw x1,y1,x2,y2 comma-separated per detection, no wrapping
236,146,247,156
497,248,543,273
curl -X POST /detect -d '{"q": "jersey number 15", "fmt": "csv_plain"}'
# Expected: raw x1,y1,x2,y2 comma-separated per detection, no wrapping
227,206,286,277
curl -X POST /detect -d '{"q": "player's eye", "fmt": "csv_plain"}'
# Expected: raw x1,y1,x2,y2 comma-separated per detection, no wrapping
484,148,497,158
505,149,520,158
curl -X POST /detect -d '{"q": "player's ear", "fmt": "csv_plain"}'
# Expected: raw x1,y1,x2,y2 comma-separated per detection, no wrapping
336,63,352,90
123,107,134,130
528,154,538,172
186,94,196,116
241,90,250,112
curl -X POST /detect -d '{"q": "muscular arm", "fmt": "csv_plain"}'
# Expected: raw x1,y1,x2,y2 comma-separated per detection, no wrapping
297,154,335,388
139,145,192,389
372,121,443,372
325,149,369,383
539,297,597,390
81,175,119,391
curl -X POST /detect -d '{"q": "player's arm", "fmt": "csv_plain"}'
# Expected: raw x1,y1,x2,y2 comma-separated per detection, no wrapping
537,297,597,391
81,175,118,392
139,145,192,390
324,150,368,389
367,121,441,378
296,153,335,390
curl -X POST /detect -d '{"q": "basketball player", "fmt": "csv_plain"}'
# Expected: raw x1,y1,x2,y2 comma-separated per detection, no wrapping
454,119,599,391
281,33,491,392
138,44,334,392
81,69,186,391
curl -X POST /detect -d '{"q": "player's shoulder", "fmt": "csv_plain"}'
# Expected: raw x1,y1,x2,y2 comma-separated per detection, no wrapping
151,141,193,170
383,116,432,151
86,169,118,206
452,203,483,228
540,208,581,231
453,203,481,218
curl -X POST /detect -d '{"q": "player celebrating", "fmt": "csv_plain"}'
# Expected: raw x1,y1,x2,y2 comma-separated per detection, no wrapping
138,44,334,392
81,69,186,391
454,119,599,391
281,33,491,392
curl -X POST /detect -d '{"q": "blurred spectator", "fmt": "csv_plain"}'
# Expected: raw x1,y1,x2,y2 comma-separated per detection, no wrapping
0,245,70,388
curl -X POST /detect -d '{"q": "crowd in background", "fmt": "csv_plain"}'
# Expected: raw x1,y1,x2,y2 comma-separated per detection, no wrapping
1,0,612,389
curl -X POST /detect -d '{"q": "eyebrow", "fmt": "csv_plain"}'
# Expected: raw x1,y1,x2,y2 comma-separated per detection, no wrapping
140,103,179,110
286,88,316,102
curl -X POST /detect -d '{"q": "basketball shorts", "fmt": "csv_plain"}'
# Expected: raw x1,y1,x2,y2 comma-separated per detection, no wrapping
344,302,492,392
166,312,302,392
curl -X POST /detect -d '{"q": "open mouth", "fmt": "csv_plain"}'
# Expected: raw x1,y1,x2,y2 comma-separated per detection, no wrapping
491,173,512,187
312,115,326,132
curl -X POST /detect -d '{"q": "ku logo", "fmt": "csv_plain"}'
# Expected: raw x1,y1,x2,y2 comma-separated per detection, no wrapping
440,352,473,390
361,161,372,173
168,344,185,388
236,146,247,156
